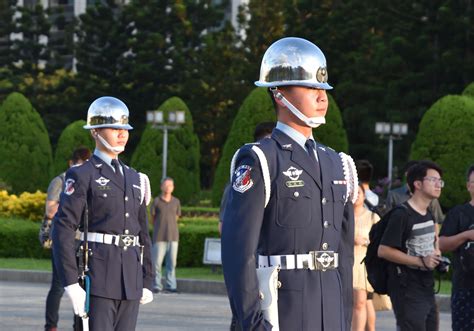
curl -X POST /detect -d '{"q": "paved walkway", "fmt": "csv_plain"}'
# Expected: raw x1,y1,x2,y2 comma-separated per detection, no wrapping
0,281,452,330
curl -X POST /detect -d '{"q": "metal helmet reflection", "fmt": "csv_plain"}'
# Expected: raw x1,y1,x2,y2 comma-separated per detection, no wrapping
83,96,133,130
255,37,332,90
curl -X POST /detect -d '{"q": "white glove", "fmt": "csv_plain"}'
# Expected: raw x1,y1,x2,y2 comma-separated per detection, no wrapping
64,283,86,316
140,288,153,305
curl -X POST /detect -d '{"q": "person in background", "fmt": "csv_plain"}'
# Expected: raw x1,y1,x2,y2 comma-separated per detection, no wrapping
352,184,379,331
43,147,91,331
151,177,181,294
355,160,380,210
378,161,443,330
439,164,474,331
386,160,444,224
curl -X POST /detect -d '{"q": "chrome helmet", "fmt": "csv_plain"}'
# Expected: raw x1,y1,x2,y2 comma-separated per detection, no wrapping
255,37,332,90
83,96,133,130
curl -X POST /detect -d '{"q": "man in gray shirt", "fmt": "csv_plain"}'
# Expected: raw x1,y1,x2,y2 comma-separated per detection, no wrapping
150,177,181,293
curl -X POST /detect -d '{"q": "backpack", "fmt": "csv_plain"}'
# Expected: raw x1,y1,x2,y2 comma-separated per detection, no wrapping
364,204,408,294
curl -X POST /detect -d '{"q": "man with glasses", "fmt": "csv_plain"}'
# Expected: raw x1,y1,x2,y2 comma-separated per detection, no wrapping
439,164,474,331
378,160,443,330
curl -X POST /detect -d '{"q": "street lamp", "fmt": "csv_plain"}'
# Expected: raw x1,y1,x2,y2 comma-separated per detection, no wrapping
375,122,408,187
146,110,186,180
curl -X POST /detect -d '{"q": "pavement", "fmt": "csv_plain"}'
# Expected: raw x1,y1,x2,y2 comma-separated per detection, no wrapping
0,269,453,330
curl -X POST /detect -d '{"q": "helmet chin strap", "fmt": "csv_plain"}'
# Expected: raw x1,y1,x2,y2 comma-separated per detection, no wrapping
95,133,125,154
271,88,326,128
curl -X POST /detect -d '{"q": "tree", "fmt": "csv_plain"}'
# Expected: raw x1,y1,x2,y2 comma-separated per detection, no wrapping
462,82,474,98
0,92,53,193
131,96,200,204
11,3,51,75
410,95,474,208
53,120,94,174
0,0,16,69
313,93,349,153
212,87,276,206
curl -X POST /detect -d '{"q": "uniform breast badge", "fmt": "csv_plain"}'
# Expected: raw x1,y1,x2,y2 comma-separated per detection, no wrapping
283,166,304,188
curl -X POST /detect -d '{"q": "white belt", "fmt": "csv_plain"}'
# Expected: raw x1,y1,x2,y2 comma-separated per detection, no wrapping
258,251,338,271
80,232,140,247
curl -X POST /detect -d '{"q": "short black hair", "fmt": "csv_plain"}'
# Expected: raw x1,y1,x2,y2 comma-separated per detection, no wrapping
355,160,373,183
403,160,419,175
71,147,91,164
466,164,474,181
406,160,443,193
254,122,276,141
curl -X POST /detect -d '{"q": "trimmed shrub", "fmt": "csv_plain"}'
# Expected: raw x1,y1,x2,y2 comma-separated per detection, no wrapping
462,82,474,98
212,88,275,206
410,95,474,208
0,190,46,221
0,92,53,193
131,97,200,204
53,120,94,174
0,217,219,267
0,218,51,259
313,94,349,153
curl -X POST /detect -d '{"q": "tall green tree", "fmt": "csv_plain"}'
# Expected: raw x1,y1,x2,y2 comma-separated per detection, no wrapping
212,87,276,205
11,3,51,75
54,120,94,174
0,92,53,193
410,95,474,208
131,97,200,204
0,0,16,69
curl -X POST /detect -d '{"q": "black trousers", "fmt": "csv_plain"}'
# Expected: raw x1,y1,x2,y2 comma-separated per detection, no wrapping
88,295,140,331
388,271,438,331
45,253,65,330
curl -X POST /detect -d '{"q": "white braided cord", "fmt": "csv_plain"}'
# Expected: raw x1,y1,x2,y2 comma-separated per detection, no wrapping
338,152,359,204
138,172,152,205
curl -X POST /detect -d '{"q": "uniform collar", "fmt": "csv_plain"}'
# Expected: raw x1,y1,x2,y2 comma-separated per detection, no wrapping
94,148,117,171
276,122,307,151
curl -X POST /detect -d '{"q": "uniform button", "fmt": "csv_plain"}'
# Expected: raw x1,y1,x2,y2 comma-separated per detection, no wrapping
294,191,300,197
125,196,129,201
322,197,327,205
124,229,129,234
103,193,107,198
322,243,328,250
124,246,128,251
125,212,129,218
323,221,329,228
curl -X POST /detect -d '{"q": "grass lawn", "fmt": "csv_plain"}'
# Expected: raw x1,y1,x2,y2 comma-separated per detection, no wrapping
0,258,224,282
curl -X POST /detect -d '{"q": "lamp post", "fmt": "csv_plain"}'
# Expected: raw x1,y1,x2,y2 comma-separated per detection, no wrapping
375,122,408,188
146,110,186,180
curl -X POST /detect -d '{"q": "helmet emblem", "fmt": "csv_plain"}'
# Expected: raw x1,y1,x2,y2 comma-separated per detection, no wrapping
316,67,328,83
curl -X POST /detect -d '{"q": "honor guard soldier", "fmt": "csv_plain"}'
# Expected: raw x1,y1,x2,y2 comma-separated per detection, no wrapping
221,37,358,331
52,96,154,330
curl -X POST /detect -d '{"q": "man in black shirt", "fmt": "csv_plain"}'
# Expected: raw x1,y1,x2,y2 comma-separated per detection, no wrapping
439,164,474,331
378,161,443,331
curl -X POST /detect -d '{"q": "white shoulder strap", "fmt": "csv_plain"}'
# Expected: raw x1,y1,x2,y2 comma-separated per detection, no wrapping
229,145,272,208
251,145,271,208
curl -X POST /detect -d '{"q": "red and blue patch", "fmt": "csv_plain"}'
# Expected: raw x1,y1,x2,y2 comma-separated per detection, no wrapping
233,165,253,193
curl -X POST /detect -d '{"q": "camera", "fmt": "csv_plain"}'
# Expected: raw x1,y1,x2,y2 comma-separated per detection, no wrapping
435,256,451,274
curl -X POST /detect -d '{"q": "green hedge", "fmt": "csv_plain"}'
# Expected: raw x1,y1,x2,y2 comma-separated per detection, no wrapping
0,217,219,267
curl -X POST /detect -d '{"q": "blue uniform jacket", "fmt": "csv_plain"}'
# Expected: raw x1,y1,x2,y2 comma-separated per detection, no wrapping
52,155,153,300
222,129,354,331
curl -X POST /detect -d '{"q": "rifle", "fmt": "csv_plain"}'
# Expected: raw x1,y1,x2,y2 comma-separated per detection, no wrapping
74,203,90,331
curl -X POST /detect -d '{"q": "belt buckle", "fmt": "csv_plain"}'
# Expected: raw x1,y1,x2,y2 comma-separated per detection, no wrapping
120,235,135,247
311,251,336,271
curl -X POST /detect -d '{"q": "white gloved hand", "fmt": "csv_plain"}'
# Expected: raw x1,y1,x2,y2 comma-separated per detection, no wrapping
140,288,153,305
64,283,86,316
